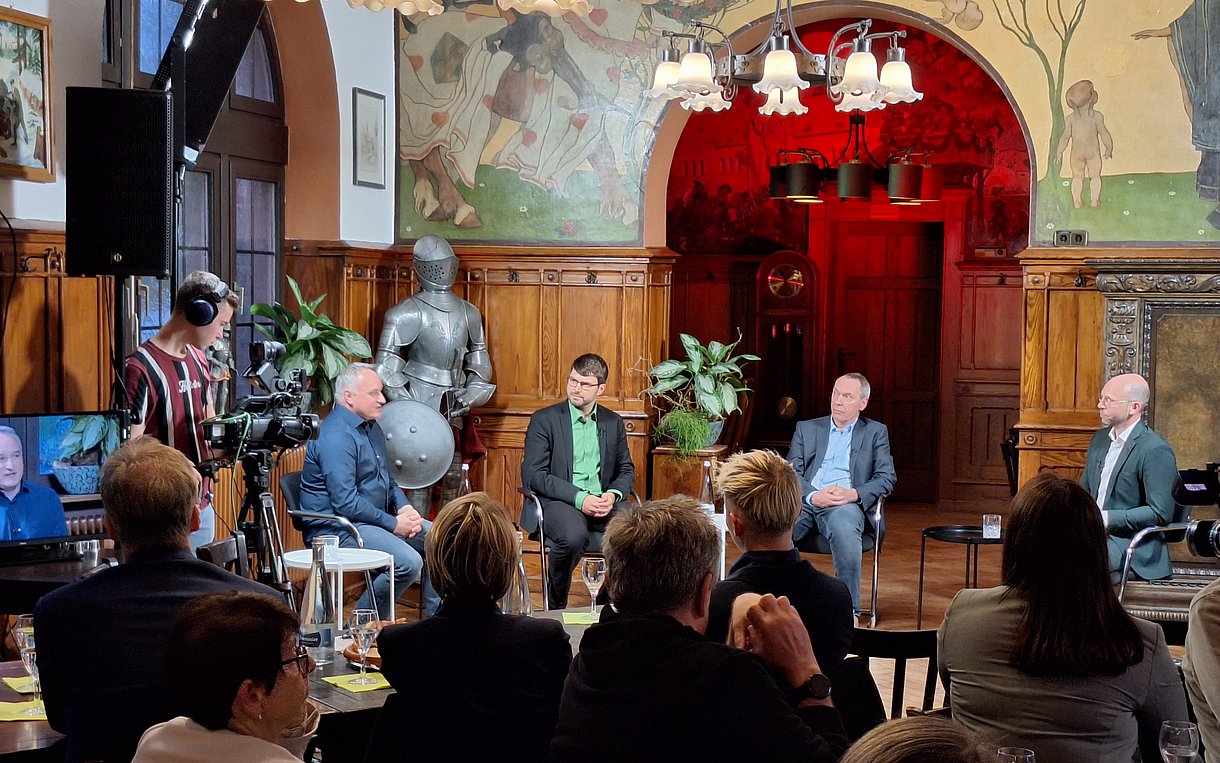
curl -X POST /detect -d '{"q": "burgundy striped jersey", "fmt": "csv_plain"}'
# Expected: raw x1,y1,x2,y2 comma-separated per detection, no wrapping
124,341,213,468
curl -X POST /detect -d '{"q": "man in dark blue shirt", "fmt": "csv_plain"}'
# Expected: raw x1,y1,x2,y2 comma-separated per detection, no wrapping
0,426,68,541
299,362,439,616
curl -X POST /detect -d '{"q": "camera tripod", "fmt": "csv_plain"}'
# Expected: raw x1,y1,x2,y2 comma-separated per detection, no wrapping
235,449,295,608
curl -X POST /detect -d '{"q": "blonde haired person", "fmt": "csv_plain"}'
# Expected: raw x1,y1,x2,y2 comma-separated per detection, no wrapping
840,716,989,763
705,449,853,675
374,492,571,760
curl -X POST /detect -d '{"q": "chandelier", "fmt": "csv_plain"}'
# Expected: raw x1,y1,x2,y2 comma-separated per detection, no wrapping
645,14,921,116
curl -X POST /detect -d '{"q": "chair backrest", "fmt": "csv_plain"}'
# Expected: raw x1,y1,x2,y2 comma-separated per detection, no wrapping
280,471,304,529
828,655,887,741
1001,428,1020,496
850,626,939,718
196,533,251,578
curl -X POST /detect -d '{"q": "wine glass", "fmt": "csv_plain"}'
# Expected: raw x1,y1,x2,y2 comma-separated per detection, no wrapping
996,748,1036,763
348,608,379,686
19,646,42,717
1160,721,1199,763
13,613,34,651
581,557,607,614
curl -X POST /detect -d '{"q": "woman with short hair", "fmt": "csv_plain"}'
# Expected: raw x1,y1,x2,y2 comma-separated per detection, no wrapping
373,492,572,760
840,716,988,763
938,473,1187,761
132,591,318,762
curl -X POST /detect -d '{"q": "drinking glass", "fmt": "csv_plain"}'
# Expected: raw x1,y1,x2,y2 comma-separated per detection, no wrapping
19,646,42,717
13,614,34,651
348,608,379,686
982,513,1002,539
1160,721,1200,763
996,748,1036,763
581,557,607,614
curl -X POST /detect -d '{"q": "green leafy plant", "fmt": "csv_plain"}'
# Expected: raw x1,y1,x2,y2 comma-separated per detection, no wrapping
56,414,121,466
644,332,759,457
250,276,373,407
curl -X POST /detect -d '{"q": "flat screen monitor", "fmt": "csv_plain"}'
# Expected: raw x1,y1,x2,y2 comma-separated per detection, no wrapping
0,411,123,549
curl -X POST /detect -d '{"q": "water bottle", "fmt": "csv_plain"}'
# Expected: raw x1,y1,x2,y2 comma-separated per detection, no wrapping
299,538,336,665
699,460,716,517
459,463,472,496
500,531,533,616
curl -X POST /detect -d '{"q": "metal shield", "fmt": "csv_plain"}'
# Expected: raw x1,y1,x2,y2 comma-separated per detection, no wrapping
378,400,455,489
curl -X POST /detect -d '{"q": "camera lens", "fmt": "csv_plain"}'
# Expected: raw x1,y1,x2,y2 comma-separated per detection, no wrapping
1187,519,1220,559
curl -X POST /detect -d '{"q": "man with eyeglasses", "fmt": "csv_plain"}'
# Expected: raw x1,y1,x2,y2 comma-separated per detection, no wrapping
1081,372,1179,579
522,353,635,609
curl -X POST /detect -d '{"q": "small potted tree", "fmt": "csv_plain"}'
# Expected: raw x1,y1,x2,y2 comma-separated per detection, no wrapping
52,414,122,494
644,333,759,458
250,276,373,408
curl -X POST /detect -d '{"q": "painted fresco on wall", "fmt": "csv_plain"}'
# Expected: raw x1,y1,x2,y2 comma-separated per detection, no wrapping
395,1,710,243
666,24,1030,257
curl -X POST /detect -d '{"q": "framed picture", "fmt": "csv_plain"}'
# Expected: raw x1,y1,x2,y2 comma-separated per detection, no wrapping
352,88,385,189
0,8,52,182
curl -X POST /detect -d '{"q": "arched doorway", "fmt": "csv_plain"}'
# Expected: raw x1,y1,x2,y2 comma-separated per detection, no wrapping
662,16,1031,505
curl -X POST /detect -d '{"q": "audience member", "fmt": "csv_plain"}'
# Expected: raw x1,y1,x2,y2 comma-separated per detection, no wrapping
35,437,273,763
521,353,635,609
839,716,989,763
132,591,318,762
0,425,67,540
374,492,572,759
705,449,853,674
1184,577,1220,762
298,362,439,616
550,495,849,761
938,473,1186,761
787,373,896,615
1081,372,1179,579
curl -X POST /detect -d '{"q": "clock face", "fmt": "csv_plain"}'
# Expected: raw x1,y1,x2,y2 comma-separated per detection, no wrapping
767,264,805,298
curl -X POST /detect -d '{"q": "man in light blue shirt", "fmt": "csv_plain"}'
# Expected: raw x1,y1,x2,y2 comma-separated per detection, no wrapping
786,374,896,614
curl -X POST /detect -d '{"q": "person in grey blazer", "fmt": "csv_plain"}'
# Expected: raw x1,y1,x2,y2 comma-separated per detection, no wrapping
786,373,896,613
1080,372,1179,580
522,353,635,609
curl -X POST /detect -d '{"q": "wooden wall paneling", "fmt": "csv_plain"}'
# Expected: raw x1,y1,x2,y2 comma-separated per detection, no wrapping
3,273,55,413
60,276,113,411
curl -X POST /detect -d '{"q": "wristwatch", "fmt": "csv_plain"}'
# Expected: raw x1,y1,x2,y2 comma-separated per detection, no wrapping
787,672,832,703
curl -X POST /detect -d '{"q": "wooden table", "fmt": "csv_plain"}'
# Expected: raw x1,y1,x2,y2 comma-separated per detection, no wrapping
0,661,61,761
0,555,114,618
308,652,394,763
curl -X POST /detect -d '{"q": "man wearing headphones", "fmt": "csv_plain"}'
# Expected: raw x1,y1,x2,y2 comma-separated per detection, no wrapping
124,271,238,549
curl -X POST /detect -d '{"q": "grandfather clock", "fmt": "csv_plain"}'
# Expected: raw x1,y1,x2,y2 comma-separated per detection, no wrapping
754,250,817,447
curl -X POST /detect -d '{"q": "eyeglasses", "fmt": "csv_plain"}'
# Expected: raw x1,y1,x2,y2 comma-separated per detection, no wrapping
281,646,315,676
1097,396,1132,407
567,377,600,391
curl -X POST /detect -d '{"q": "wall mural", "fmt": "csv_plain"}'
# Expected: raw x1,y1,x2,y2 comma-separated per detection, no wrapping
666,24,1030,257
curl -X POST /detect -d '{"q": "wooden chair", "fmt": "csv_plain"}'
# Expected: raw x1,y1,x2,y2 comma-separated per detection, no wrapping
849,626,940,719
195,533,251,578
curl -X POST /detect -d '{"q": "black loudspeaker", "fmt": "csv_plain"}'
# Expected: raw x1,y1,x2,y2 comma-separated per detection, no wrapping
66,87,173,278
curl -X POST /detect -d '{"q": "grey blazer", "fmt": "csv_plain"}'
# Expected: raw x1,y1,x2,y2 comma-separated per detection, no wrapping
785,415,896,526
1080,419,1179,579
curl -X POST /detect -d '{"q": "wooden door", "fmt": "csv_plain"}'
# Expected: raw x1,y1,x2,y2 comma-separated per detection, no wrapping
829,222,941,502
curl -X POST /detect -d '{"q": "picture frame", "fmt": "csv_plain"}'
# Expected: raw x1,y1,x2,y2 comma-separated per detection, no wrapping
352,87,385,189
0,8,52,182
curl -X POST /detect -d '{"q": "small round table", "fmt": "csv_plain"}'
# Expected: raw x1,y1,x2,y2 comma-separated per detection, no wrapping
916,524,1004,627
282,547,395,620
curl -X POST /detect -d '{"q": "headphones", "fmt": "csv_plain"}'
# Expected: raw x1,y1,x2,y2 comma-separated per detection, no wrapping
184,273,232,327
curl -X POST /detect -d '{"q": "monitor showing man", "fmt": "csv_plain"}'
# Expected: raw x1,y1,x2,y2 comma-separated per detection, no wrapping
0,425,68,541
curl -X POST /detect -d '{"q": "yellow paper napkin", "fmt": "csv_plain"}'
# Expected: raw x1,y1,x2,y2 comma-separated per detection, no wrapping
562,612,599,625
321,672,391,693
0,701,45,721
2,676,34,694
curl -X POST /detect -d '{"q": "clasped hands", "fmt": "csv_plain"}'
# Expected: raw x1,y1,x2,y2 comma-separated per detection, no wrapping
580,492,617,518
394,505,425,538
729,593,827,705
808,485,859,509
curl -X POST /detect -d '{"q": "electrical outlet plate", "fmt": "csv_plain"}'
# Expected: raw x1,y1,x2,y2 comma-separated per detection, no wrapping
1053,229,1088,246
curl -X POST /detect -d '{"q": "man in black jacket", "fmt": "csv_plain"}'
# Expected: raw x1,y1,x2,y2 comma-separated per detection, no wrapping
551,496,849,762
521,353,635,608
706,449,854,673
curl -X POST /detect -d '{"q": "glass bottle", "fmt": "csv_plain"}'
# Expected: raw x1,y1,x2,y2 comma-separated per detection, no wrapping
699,459,717,516
459,463,472,496
299,537,336,665
500,530,533,616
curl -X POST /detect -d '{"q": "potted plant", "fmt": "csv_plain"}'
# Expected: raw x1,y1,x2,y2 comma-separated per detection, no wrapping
52,414,122,494
250,276,373,408
644,333,759,458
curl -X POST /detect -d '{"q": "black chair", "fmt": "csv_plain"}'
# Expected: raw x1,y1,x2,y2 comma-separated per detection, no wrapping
828,655,887,741
849,626,940,719
196,532,250,578
1116,502,1192,602
1000,427,1020,496
794,497,886,626
518,487,641,611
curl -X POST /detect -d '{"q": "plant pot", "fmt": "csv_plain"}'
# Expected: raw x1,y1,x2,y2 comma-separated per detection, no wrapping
704,419,725,448
52,461,100,495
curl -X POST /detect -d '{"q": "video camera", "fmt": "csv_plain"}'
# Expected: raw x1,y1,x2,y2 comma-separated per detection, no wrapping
1173,463,1220,557
203,341,320,455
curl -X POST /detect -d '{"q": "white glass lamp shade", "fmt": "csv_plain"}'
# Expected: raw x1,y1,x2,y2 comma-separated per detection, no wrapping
681,91,731,112
644,60,683,99
496,0,589,15
372,0,445,13
878,59,922,104
671,51,719,95
831,50,880,97
759,87,808,116
835,91,886,113
753,48,808,94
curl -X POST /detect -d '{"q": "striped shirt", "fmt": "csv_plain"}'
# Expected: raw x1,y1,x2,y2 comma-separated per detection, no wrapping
124,341,212,466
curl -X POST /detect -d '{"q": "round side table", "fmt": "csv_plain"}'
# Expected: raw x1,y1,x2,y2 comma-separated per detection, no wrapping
916,524,1004,627
282,547,395,620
